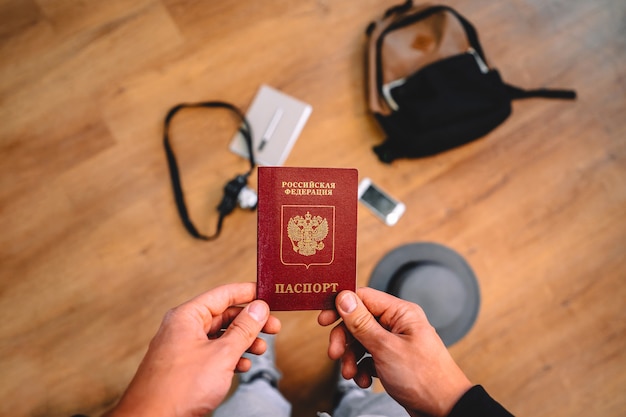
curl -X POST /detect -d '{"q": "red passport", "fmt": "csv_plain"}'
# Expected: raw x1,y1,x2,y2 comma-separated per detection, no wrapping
257,167,358,311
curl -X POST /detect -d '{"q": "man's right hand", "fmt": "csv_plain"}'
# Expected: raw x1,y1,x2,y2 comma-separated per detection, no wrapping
318,288,473,417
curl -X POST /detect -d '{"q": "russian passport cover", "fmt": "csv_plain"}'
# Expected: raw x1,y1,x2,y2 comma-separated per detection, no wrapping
257,166,358,311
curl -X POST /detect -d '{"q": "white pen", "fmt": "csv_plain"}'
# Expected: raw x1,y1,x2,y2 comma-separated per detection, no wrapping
258,107,284,151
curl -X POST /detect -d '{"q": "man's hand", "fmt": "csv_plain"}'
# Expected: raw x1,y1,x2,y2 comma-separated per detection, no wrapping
318,288,472,417
108,282,281,417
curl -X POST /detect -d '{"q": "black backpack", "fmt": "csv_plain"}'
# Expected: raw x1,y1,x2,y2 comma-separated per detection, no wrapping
366,2,576,163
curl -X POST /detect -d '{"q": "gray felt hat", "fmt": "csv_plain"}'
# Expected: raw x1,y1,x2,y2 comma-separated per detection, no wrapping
368,242,480,346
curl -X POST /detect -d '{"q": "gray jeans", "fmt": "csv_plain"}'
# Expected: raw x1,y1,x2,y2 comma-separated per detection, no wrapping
213,379,409,417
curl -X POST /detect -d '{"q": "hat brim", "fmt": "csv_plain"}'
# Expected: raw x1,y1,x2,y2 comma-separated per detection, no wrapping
368,242,480,346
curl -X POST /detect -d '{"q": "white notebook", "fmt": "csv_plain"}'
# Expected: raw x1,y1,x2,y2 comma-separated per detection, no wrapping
230,85,312,166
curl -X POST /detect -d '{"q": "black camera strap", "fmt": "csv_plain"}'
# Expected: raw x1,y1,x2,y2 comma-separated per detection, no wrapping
163,101,256,241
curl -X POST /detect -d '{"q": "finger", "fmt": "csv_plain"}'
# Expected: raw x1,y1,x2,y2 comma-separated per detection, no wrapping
359,288,431,337
329,321,367,372
207,308,281,336
354,368,373,389
207,306,244,336
329,323,365,361
182,283,258,332
235,357,251,373
329,324,369,382
355,287,408,317
341,339,368,381
328,322,348,360
207,312,281,344
328,323,357,379
318,309,340,326
341,361,357,381
246,336,267,356
221,300,270,359
335,291,389,352
261,315,282,335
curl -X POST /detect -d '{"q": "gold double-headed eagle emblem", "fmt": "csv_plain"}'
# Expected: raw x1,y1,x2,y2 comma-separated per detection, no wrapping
287,212,329,256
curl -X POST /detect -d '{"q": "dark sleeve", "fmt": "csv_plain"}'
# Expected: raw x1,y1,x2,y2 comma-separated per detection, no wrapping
448,385,514,417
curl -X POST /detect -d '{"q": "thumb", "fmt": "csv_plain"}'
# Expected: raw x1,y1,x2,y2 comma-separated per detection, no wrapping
336,291,387,351
222,300,269,353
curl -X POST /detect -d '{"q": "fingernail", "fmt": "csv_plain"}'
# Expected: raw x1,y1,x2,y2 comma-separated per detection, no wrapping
248,301,267,323
339,292,357,313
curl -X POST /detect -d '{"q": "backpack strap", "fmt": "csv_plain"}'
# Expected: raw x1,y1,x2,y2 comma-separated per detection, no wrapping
373,4,577,104
505,83,577,100
383,0,413,18
373,5,488,102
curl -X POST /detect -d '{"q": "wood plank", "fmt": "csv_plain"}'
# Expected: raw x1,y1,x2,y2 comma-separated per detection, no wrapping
0,0,624,416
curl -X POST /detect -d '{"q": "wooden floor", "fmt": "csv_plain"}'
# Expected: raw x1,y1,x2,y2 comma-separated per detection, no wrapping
1,1,625,416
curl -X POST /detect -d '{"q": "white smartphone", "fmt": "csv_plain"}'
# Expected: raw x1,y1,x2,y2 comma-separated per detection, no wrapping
358,178,405,226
